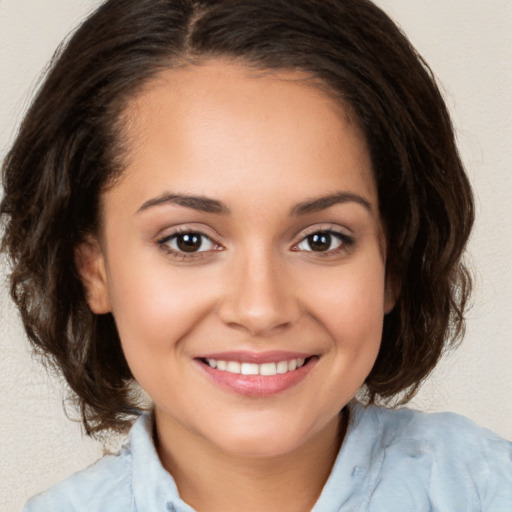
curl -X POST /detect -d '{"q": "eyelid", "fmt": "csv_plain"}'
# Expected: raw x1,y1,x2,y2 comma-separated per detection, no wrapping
291,224,355,254
153,223,355,261
159,232,216,251
295,231,343,252
154,223,222,244
155,226,224,259
294,223,354,243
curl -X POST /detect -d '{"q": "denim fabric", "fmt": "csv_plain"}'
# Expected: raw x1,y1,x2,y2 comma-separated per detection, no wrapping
24,402,512,511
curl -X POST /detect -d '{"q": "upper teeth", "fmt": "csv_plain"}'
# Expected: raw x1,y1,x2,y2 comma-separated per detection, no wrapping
206,358,306,376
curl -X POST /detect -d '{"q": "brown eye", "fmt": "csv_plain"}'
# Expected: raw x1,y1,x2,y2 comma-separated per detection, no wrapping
295,230,351,253
158,231,217,254
307,232,333,252
176,233,203,252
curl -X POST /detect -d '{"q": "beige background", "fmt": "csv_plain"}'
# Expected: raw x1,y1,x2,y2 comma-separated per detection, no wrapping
1,1,510,510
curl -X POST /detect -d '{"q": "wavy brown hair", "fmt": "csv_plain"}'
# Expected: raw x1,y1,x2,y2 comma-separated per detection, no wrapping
1,0,473,435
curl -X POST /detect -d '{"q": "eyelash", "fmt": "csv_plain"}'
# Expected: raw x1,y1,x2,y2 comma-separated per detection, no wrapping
156,228,220,261
293,229,355,257
156,227,354,261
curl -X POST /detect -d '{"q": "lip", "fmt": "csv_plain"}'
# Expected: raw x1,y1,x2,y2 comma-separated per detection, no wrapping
197,350,312,364
195,351,318,396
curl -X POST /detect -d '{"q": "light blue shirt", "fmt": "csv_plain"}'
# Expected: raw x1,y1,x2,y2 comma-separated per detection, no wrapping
24,402,512,511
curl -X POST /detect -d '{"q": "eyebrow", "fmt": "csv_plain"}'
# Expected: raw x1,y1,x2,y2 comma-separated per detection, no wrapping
136,191,372,216
289,192,372,216
137,193,230,215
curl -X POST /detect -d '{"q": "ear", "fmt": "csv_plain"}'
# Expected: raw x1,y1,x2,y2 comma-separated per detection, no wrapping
384,273,398,315
74,237,111,314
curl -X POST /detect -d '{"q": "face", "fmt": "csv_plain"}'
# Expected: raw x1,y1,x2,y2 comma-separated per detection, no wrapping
79,60,393,460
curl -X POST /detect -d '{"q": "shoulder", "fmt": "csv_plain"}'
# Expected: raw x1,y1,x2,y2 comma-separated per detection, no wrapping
349,403,512,509
357,401,507,442
362,403,511,457
23,444,134,512
20,413,160,512
24,413,192,512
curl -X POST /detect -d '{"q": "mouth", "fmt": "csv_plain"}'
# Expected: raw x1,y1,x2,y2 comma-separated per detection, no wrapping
195,353,318,396
200,357,309,376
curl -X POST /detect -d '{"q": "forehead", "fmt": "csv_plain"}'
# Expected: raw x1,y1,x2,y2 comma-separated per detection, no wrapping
110,59,376,213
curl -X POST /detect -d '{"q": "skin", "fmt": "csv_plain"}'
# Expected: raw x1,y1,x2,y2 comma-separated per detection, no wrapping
77,60,394,512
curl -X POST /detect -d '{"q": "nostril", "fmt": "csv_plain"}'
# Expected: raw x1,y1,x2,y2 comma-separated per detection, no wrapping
217,265,301,335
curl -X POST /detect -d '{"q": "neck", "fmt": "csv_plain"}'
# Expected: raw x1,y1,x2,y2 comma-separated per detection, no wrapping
154,409,348,512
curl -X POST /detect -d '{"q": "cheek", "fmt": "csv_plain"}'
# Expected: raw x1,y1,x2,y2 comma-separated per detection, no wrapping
106,259,217,355
302,259,387,338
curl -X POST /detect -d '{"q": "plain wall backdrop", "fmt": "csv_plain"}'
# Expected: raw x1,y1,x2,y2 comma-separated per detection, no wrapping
1,1,510,510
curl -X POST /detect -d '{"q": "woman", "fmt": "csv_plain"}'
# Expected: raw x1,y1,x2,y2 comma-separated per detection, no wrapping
1,0,510,510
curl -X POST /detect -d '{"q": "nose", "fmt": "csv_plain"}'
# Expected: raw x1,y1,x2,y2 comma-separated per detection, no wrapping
218,248,301,337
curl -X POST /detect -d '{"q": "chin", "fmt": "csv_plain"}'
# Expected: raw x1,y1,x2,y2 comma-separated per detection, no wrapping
207,417,323,460
218,434,301,459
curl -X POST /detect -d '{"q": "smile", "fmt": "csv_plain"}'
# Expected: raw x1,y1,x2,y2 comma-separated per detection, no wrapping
196,352,317,396
204,358,307,376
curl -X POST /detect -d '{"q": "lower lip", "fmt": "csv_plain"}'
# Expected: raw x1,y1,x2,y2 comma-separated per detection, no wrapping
196,358,317,396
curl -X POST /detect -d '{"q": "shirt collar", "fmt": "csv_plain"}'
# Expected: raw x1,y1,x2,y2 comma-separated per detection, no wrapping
312,401,384,511
130,413,196,512
129,402,378,512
